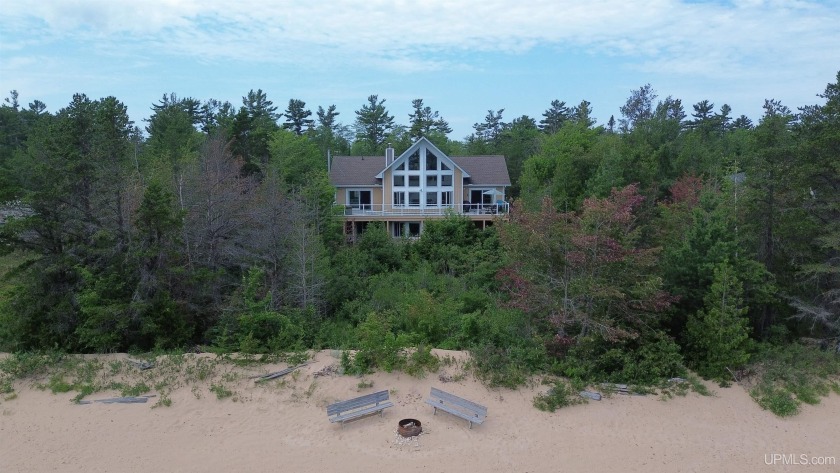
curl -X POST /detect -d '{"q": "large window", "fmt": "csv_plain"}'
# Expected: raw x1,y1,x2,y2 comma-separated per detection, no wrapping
470,189,494,208
408,222,421,237
394,222,422,237
426,152,438,170
408,151,420,170
348,190,372,209
390,144,455,210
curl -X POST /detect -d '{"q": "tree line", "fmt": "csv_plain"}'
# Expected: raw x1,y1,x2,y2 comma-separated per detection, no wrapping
0,73,838,387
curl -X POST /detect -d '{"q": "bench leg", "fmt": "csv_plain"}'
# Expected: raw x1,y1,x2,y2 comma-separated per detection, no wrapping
468,420,473,430
432,407,437,416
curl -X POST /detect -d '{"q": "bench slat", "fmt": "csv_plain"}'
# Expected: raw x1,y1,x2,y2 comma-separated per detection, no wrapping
327,390,392,424
426,387,487,428
329,401,394,423
327,391,390,416
430,387,487,415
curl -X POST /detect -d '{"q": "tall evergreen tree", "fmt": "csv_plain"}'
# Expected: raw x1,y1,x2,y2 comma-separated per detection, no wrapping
408,99,452,140
686,261,751,381
619,84,657,132
283,99,314,135
539,100,570,134
354,95,395,151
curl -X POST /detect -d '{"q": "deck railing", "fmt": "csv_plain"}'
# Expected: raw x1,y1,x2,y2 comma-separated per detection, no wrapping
338,202,509,217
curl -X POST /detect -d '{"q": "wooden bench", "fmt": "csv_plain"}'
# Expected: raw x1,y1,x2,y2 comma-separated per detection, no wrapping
425,387,487,429
327,390,393,426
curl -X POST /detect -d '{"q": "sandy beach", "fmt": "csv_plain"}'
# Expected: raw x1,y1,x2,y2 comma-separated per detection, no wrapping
1,350,837,473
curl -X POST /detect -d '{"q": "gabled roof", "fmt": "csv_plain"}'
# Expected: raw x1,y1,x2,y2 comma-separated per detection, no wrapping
329,137,511,188
453,155,511,186
329,155,384,186
375,137,468,179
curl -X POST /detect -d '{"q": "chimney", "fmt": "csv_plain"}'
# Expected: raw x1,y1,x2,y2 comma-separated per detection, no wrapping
385,143,394,166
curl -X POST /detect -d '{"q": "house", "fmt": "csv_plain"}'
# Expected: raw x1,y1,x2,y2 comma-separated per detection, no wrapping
329,137,511,240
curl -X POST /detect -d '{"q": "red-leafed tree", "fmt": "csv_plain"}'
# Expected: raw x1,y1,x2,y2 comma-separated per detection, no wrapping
498,184,672,344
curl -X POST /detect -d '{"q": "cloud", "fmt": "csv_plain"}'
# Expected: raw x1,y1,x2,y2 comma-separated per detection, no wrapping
4,0,838,77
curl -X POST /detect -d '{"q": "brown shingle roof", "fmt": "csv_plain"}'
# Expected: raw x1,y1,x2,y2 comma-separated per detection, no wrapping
452,155,511,186
329,154,510,187
329,156,385,186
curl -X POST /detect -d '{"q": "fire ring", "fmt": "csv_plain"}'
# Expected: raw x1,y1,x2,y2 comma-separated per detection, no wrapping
398,418,422,437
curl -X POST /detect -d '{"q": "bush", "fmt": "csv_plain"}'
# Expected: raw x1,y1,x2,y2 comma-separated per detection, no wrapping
557,333,686,385
751,386,800,417
533,379,585,412
746,342,840,416
470,343,545,388
0,351,64,379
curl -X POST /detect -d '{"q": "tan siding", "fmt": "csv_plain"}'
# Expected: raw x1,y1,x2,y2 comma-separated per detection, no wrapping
454,168,464,203
383,168,392,208
335,188,347,205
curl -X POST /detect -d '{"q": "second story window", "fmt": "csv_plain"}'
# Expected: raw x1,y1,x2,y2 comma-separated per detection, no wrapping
408,151,420,170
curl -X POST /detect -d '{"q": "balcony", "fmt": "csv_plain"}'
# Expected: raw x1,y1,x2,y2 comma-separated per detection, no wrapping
338,202,509,218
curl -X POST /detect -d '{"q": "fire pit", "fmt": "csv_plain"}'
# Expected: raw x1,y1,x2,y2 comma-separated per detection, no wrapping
397,418,422,437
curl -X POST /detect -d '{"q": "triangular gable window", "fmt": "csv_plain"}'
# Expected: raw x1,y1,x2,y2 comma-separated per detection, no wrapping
377,137,468,180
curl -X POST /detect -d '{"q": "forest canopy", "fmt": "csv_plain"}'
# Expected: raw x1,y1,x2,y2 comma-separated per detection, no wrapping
1,74,838,399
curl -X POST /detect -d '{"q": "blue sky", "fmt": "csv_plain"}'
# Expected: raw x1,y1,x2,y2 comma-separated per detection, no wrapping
2,0,839,139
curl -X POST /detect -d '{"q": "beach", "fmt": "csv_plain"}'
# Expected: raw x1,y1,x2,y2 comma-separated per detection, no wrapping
1,350,837,472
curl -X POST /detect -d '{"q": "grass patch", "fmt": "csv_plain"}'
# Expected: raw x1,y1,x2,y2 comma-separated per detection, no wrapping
210,383,234,400
745,343,840,417
120,382,151,397
0,351,64,379
47,375,73,394
533,379,586,412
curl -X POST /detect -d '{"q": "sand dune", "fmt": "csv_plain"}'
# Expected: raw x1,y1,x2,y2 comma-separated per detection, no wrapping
1,350,837,472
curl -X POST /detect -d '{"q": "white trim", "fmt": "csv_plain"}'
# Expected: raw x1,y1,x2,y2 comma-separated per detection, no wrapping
375,137,469,179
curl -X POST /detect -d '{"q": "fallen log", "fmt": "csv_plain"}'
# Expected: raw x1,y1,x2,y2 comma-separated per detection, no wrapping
579,390,602,401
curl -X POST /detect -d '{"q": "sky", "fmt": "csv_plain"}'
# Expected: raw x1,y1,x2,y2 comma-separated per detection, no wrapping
1,0,839,139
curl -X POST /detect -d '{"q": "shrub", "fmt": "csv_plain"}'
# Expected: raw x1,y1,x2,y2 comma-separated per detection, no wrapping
533,379,585,412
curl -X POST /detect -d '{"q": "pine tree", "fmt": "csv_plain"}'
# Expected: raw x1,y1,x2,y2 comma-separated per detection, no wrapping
283,99,314,135
686,261,751,381
354,95,395,150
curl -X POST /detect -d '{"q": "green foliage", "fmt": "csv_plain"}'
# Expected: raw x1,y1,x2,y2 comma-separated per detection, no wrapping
0,351,64,379
748,343,840,417
533,379,585,412
751,386,800,417
685,262,751,381
519,122,600,210
1,78,839,405
210,383,234,400
354,94,395,151
470,343,544,388
558,333,686,385
269,128,325,188
340,312,439,377
211,269,311,353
